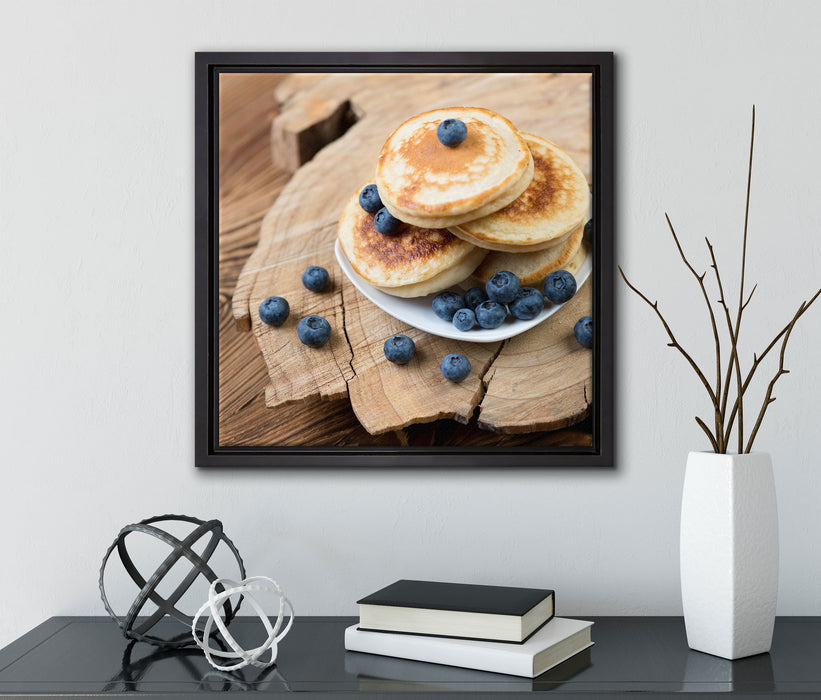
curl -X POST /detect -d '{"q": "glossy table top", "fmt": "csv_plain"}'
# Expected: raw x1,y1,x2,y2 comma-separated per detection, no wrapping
1,616,820,697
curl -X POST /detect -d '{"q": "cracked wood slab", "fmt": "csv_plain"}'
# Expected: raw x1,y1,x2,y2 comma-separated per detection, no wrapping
231,72,592,437
341,277,502,435
253,222,353,406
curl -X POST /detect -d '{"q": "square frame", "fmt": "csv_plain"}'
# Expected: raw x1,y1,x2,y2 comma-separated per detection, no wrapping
195,51,614,467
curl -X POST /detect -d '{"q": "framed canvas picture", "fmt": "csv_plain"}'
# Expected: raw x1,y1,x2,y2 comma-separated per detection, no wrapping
195,51,614,467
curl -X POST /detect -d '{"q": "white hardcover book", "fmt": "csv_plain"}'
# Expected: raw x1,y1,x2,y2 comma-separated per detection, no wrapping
344,616,593,678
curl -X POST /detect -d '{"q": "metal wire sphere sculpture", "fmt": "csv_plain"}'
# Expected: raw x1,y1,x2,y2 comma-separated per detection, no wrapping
99,514,246,647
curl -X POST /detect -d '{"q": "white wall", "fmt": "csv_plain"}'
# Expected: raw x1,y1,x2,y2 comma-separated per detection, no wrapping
2,0,821,648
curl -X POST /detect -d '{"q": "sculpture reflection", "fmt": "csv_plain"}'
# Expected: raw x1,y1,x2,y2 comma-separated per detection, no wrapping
102,639,290,692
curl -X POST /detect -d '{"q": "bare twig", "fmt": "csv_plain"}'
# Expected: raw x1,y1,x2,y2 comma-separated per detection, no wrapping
732,105,756,452
742,285,757,312
695,415,720,452
744,301,804,452
666,214,724,450
619,265,719,449
706,237,738,451
725,287,821,439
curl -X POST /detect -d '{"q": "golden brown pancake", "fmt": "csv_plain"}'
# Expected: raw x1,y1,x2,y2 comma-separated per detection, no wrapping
450,133,589,252
375,107,534,228
472,223,586,286
337,187,487,297
559,239,589,279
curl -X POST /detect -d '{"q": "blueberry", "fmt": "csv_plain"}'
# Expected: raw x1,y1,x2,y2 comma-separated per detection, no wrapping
509,287,545,320
440,353,471,382
359,184,383,213
464,286,488,310
486,270,521,304
544,270,577,304
374,207,401,235
437,118,468,147
452,308,476,332
302,265,330,292
574,316,593,348
584,219,593,240
297,315,331,348
474,300,507,329
432,291,466,321
383,334,415,365
258,296,290,326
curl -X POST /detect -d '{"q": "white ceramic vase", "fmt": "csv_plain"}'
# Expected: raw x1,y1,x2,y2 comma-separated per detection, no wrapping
680,451,778,659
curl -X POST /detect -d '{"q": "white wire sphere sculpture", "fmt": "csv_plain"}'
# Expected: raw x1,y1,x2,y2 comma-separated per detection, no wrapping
192,576,294,672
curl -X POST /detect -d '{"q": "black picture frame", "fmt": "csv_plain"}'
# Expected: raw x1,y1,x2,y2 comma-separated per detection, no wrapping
195,51,615,468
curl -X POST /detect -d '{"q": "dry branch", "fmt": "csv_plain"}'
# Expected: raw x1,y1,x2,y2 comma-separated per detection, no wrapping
620,106,820,453
695,416,720,453
729,105,756,452
745,304,800,452
725,287,821,445
666,214,724,450
707,237,745,449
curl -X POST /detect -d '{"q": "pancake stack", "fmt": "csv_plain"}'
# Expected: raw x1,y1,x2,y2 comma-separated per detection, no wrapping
338,107,589,298
464,133,589,286
337,188,486,298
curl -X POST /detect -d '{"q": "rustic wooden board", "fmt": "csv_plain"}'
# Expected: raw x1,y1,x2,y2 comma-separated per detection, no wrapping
224,72,594,443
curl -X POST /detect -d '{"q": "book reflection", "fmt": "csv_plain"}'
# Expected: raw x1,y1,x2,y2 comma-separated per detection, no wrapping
345,647,592,692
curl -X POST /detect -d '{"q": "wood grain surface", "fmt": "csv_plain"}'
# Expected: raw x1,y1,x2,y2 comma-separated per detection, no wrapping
218,73,594,447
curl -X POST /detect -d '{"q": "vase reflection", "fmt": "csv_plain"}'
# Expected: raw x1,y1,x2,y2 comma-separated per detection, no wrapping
682,649,775,693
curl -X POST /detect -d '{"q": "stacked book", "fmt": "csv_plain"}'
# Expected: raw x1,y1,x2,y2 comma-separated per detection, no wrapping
344,579,593,679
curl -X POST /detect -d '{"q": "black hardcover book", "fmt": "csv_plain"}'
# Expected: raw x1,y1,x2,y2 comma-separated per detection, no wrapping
357,579,555,643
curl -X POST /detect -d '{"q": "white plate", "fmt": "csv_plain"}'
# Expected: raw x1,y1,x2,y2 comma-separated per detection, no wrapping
335,240,592,343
